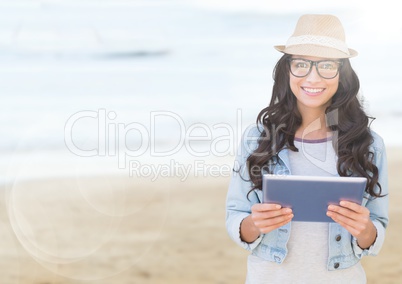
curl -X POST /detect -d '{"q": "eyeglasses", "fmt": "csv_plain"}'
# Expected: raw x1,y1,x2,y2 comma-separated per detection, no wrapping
288,58,343,79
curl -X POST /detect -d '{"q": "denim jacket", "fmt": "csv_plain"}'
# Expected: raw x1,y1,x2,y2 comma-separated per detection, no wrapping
226,125,389,271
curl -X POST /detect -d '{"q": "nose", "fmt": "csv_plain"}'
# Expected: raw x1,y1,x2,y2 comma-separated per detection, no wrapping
306,64,322,82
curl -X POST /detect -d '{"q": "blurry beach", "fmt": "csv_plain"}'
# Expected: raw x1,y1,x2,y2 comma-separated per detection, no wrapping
0,150,401,283
1,0,401,283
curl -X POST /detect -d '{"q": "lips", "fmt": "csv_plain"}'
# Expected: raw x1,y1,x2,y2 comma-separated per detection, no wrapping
302,87,325,96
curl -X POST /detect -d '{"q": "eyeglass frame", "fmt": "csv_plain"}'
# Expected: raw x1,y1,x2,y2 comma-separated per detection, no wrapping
287,58,344,79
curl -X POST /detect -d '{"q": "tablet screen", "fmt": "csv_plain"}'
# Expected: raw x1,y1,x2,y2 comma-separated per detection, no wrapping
262,175,367,222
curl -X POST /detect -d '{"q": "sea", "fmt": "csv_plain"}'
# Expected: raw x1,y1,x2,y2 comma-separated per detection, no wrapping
1,0,402,182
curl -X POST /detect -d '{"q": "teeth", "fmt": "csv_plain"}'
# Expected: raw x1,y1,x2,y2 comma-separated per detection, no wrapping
303,87,324,93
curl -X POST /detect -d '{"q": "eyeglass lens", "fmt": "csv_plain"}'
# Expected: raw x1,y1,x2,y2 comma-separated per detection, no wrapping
289,59,341,79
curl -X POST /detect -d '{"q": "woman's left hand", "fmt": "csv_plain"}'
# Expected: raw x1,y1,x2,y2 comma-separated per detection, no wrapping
327,201,376,249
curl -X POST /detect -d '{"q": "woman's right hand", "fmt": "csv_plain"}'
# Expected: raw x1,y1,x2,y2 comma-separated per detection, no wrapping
251,203,293,234
240,203,293,243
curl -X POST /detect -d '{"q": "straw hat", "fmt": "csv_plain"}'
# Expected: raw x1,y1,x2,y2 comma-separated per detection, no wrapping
275,14,357,58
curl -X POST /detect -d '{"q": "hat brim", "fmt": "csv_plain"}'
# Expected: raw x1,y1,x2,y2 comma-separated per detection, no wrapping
274,44,358,59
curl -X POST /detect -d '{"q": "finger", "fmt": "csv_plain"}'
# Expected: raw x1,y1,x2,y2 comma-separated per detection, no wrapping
327,216,361,236
259,214,294,234
328,204,369,221
327,205,355,220
253,207,292,222
327,210,354,224
259,211,293,224
339,201,368,214
252,203,282,212
326,211,367,233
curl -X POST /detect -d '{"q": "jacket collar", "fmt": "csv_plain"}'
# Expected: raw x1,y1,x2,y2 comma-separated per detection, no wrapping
277,147,291,172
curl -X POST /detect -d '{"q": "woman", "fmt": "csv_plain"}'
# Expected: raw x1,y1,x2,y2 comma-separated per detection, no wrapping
225,14,388,283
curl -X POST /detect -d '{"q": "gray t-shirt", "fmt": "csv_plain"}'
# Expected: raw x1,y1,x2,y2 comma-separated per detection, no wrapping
246,137,366,284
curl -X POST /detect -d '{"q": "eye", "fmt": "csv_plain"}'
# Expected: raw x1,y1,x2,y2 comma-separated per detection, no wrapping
319,62,337,70
292,60,310,69
296,62,308,68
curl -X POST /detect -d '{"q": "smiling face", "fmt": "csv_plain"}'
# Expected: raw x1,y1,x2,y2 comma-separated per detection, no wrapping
289,55,340,115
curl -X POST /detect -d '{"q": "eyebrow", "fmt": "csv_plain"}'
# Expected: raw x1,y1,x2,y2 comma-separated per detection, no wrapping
291,57,337,61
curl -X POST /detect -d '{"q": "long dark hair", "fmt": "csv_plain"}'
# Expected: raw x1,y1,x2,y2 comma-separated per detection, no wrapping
246,53,382,198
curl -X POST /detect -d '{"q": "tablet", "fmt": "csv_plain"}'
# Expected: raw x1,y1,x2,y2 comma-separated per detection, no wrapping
262,174,367,222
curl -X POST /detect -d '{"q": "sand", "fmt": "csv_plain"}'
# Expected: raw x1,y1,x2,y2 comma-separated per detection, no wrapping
0,147,400,283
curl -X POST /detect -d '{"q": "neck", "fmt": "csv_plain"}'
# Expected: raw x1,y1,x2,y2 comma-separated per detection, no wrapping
296,107,330,140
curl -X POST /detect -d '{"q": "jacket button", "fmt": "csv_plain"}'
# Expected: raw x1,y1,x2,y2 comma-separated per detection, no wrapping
335,235,342,242
334,263,340,269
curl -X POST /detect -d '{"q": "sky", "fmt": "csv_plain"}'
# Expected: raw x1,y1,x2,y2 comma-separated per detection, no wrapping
190,0,402,43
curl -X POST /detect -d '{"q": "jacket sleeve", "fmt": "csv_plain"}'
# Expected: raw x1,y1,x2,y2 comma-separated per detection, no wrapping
225,126,264,251
352,132,389,258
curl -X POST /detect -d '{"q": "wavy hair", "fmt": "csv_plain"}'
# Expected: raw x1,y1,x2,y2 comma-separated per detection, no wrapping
246,53,382,198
